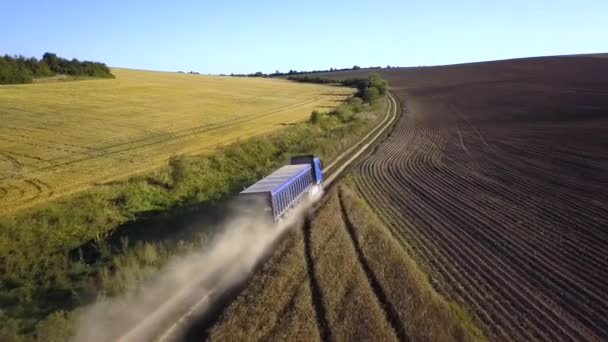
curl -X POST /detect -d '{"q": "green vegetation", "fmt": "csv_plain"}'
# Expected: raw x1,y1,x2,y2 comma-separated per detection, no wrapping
0,81,384,340
290,72,388,103
307,73,386,126
226,64,384,78
0,53,113,84
207,182,485,341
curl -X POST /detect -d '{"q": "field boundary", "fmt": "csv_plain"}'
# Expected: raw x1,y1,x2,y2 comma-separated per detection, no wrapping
324,92,399,186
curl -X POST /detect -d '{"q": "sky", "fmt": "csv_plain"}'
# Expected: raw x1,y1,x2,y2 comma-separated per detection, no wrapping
1,0,606,74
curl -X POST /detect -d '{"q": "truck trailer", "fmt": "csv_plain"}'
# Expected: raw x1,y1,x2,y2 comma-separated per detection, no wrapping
238,155,323,221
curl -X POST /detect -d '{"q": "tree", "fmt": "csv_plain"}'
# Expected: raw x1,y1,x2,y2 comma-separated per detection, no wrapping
35,61,53,77
363,86,380,103
42,52,59,71
352,65,361,70
310,110,322,124
0,55,33,84
369,73,388,94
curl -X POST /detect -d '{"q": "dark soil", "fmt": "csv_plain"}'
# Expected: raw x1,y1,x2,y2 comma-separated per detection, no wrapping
344,56,608,341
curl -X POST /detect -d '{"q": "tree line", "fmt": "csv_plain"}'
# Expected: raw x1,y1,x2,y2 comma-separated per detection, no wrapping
0,52,114,84
223,65,394,78
309,73,389,126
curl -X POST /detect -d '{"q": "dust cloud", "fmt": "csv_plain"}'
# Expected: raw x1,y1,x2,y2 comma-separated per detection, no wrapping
74,189,322,342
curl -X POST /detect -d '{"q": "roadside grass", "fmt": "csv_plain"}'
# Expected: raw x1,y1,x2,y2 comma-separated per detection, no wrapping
208,180,486,341
0,92,384,341
0,67,351,213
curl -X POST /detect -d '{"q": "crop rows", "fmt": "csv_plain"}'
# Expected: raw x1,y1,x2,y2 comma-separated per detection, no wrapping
355,89,608,341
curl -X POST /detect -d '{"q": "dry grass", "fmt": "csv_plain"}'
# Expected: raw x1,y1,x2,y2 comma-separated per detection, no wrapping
0,68,351,214
306,190,396,341
339,182,486,341
207,182,485,341
206,224,319,341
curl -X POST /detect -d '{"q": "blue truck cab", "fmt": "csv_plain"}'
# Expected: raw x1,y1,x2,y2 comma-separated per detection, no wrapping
290,155,323,185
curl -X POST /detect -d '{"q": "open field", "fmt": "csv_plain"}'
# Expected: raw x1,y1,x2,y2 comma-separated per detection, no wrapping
0,76,382,341
317,56,608,340
203,184,484,341
0,68,351,214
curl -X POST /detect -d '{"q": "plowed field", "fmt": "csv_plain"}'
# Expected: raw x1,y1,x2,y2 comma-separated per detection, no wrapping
342,56,608,341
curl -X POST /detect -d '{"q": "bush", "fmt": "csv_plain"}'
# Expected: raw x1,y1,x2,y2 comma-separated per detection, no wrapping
0,53,114,84
363,86,380,103
0,56,33,84
348,97,364,113
33,311,74,342
310,110,323,124
307,74,388,126
369,73,388,94
333,105,354,122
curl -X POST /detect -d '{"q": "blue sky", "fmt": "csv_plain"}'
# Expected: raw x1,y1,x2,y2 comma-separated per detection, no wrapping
1,0,606,74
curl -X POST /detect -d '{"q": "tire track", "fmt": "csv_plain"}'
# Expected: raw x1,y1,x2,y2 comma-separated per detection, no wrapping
337,188,409,342
302,215,332,341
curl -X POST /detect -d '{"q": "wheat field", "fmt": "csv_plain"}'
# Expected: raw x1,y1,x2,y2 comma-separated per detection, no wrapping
0,68,351,214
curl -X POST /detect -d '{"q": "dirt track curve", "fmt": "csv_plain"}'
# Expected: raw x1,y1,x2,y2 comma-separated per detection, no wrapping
108,90,399,342
346,56,608,341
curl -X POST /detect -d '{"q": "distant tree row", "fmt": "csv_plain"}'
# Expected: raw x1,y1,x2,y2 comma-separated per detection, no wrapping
345,73,388,102
0,52,114,84
224,65,394,78
285,75,336,84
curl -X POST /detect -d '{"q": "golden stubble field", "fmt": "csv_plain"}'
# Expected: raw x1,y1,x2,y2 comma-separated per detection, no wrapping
0,68,351,214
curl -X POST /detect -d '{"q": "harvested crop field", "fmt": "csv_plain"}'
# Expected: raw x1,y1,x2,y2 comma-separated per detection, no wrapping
334,56,608,341
0,69,350,214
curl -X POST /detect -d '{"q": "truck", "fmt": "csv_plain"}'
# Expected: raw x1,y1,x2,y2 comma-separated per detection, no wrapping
238,155,324,221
